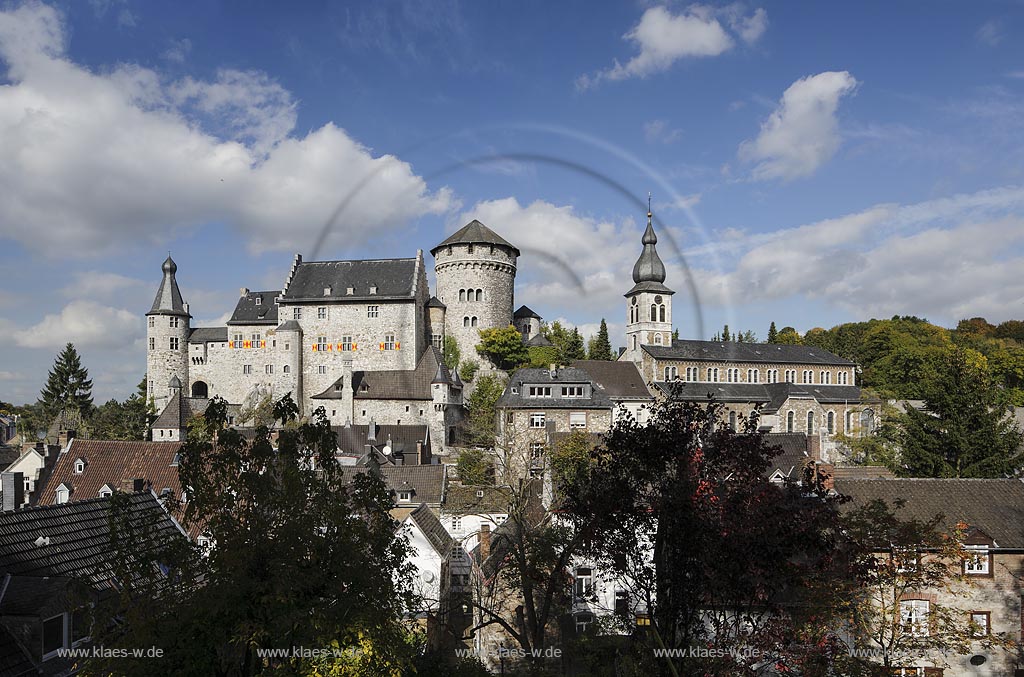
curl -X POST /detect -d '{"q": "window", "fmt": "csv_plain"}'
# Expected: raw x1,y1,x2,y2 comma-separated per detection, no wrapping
459,289,466,302
845,411,852,433
727,368,739,383
807,411,815,435
367,305,379,318
569,412,586,429
265,364,274,375
964,546,990,575
463,316,470,327
529,413,546,428
243,364,252,375
148,317,155,328
148,337,155,351
369,286,377,295
787,410,795,433
74,460,84,474
475,289,483,301
685,367,697,381
803,370,812,384
251,333,261,345
169,317,179,328
233,333,244,348
451,516,462,532
71,607,89,645
169,337,179,350
654,334,663,345
471,316,478,327
615,590,630,618
650,305,657,321
431,334,442,349
562,386,585,397
42,614,66,658
56,486,69,504
283,365,290,374
900,599,929,637
821,370,831,384
293,307,302,320
574,568,593,597
341,336,353,351
383,334,396,350
317,365,327,375
785,369,795,383
729,411,737,432
860,408,876,435
530,442,545,458
99,487,112,498
255,296,262,305
970,611,990,637
317,307,327,319
747,369,759,383
467,244,474,253
664,366,678,380
575,612,594,634
528,386,551,397
710,368,719,382
827,411,835,434
397,490,412,502
659,304,666,322
316,336,328,351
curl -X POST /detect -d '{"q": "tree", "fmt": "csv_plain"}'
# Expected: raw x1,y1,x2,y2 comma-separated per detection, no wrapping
892,347,1024,477
767,321,779,343
564,327,586,361
443,335,461,371
87,395,418,675
40,342,93,420
721,324,731,342
461,373,506,448
587,319,614,361
455,448,493,485
738,329,756,343
526,344,560,369
475,326,528,372
776,326,802,345
458,359,479,383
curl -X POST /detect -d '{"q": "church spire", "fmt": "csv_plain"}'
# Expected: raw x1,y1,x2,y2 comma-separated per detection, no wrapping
148,254,190,316
631,199,667,285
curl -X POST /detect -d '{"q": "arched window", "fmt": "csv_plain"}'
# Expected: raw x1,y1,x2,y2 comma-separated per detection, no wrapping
827,411,835,434
191,381,208,398
283,365,290,374
807,411,815,435
845,411,852,433
650,305,657,321
459,289,466,302
860,409,875,435
464,316,470,327
471,317,478,327
787,410,795,433
659,305,666,322
632,336,637,350
476,289,483,301
729,411,737,432
654,334,663,345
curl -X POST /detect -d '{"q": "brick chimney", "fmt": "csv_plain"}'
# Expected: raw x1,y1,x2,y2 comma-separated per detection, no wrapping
479,524,491,561
58,429,76,449
1,472,25,511
806,433,821,462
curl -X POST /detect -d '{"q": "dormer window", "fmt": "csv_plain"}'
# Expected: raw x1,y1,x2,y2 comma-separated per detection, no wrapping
255,296,262,306
323,286,332,296
369,286,377,295
964,545,991,575
74,459,85,474
99,484,114,498
346,287,354,295
55,484,71,504
171,452,181,466
397,490,412,502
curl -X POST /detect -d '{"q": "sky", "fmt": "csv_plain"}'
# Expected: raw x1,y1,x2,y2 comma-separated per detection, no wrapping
2,0,1024,404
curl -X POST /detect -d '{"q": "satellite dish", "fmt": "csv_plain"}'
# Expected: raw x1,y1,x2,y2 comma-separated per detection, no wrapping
383,445,392,455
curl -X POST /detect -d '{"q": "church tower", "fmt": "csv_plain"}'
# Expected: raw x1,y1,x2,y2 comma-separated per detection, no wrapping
146,255,191,412
622,204,674,363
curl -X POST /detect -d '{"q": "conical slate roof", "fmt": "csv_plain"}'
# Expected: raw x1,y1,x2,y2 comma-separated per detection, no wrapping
148,255,190,317
627,212,674,295
431,220,520,257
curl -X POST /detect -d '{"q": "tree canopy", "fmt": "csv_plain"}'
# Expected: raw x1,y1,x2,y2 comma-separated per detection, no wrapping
475,325,529,371
40,342,93,419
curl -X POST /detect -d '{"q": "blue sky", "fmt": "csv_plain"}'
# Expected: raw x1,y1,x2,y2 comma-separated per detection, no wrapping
2,0,1024,404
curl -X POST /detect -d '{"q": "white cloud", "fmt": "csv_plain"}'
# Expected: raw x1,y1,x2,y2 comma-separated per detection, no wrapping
161,37,191,64
739,71,858,181
0,370,23,381
9,300,142,350
577,5,766,89
976,19,1003,46
0,2,453,257
61,271,148,300
643,119,683,144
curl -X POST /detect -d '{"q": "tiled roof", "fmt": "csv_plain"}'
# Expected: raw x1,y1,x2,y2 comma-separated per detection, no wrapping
408,504,452,555
830,466,896,480
572,360,652,399
36,439,183,506
499,367,613,409
0,445,20,471
431,220,519,257
332,423,431,462
281,258,418,301
0,492,186,587
348,346,450,401
834,478,1024,548
339,465,446,505
0,623,35,677
762,433,811,479
644,340,855,366
188,326,229,343
0,575,73,616
227,290,280,325
443,485,512,515
513,305,541,319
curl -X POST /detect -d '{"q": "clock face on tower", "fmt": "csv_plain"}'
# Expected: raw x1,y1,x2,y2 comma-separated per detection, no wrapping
654,295,662,304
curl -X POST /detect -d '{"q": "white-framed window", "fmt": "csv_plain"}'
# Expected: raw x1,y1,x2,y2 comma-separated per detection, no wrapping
900,599,929,637
169,317,179,328
664,366,678,380
785,369,795,383
74,459,84,474
727,368,739,383
42,613,67,660
243,364,252,375
397,490,412,502
317,365,327,375
255,296,262,306
251,333,261,345
562,386,584,397
747,368,759,383
528,386,551,398
367,305,379,318
232,333,244,348
530,442,545,458
451,516,462,533
99,487,112,498
803,370,812,383
685,367,698,381
574,567,593,597
821,370,830,384
383,334,396,350
654,334,663,345
827,411,835,434
265,365,274,375
569,412,586,429
316,336,328,351
149,337,155,351
293,307,302,320
339,336,352,351
964,545,990,575
169,337,179,350
970,611,990,637
529,413,546,428
317,307,327,319
431,333,442,349
710,367,719,382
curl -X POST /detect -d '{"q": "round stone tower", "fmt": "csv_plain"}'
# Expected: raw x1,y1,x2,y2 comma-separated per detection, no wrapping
146,255,191,413
431,220,519,369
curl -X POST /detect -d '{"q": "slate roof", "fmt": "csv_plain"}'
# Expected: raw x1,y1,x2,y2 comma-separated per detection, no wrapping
147,256,189,317
281,258,418,301
762,433,811,480
338,465,446,505
152,391,190,431
0,574,73,616
443,485,512,515
408,504,452,555
834,478,1024,548
431,220,520,257
572,360,652,400
188,326,229,344
653,381,866,414
513,305,542,319
499,367,613,409
36,439,183,506
0,623,35,677
332,423,431,463
0,445,20,471
830,466,896,480
227,290,280,325
0,492,186,587
525,334,553,347
342,346,450,401
644,340,855,366
426,296,446,309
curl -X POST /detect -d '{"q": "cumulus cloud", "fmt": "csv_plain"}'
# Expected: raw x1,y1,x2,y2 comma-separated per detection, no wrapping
739,71,858,181
0,2,453,257
161,37,191,64
9,300,141,350
577,5,766,89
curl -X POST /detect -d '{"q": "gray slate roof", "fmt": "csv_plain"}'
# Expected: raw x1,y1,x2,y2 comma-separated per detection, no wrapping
0,622,35,677
338,465,446,505
431,220,520,257
147,256,189,317
653,381,865,414
408,504,452,555
188,326,228,343
332,423,431,463
762,433,811,479
834,478,1024,548
281,258,418,301
525,334,553,347
426,296,446,309
152,391,190,430
499,367,613,409
349,346,450,401
514,305,542,319
644,340,855,366
228,290,280,325
572,360,652,400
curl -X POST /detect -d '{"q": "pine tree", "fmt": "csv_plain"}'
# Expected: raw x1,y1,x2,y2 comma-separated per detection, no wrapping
588,319,614,361
40,343,93,420
722,325,731,342
767,322,779,343
563,328,587,361
672,328,679,341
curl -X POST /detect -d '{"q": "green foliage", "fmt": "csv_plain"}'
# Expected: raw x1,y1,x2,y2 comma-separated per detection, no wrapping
776,326,802,344
462,373,506,448
40,342,93,420
238,393,276,428
721,324,731,342
767,321,779,343
475,325,528,371
548,429,592,493
587,318,614,361
455,447,493,485
526,344,560,369
458,359,479,383
540,320,585,365
443,335,461,371
87,377,156,440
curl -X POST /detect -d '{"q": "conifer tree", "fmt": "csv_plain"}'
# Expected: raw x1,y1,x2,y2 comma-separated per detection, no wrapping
564,327,586,361
722,325,731,342
40,343,93,419
587,319,614,361
767,322,779,343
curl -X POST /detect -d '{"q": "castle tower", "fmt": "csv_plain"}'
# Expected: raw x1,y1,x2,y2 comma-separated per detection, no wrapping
622,206,674,363
146,255,191,412
431,220,518,369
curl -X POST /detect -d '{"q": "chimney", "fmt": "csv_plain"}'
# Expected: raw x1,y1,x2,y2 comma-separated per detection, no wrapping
240,287,249,297
417,440,428,465
1,472,25,511
58,429,76,449
479,524,491,561
549,364,558,379
132,478,145,492
806,433,821,461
